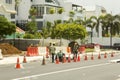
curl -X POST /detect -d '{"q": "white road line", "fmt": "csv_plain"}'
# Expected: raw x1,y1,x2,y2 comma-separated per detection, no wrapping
12,63,110,80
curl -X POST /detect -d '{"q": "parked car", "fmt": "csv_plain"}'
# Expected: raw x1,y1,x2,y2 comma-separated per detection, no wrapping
113,43,120,50
80,43,102,49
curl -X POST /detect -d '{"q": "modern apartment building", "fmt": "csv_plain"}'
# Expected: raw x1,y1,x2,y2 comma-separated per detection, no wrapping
0,0,107,38
16,0,84,30
0,0,16,22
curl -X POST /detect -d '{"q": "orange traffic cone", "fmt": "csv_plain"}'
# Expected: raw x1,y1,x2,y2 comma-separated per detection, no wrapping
98,53,101,59
77,54,80,62
62,55,66,63
111,52,114,57
55,56,59,64
84,54,88,60
73,55,77,62
23,56,27,63
15,57,21,69
42,56,46,65
104,53,107,58
68,54,71,63
91,53,94,60
46,52,49,58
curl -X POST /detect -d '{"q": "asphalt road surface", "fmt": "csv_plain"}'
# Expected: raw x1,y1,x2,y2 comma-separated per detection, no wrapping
0,53,120,80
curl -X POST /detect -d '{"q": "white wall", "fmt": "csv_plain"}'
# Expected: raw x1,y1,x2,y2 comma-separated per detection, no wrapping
0,0,16,21
32,0,45,4
87,37,120,46
18,0,31,20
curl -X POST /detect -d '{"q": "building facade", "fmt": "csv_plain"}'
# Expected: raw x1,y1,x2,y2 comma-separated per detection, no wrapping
0,0,107,39
0,0,16,22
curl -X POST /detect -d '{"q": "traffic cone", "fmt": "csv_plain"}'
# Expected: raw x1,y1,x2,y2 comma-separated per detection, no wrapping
23,56,27,63
42,56,46,65
15,57,21,69
98,53,101,59
84,54,88,60
104,53,107,58
111,52,114,57
77,54,80,62
91,53,94,60
67,54,71,63
62,55,66,63
55,55,59,64
73,55,77,62
46,52,49,58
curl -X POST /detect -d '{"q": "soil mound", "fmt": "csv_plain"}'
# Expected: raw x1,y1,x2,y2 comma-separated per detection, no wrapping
0,43,22,55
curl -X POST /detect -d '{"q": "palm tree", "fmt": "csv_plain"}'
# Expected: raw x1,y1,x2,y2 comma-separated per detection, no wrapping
100,14,120,47
85,17,96,43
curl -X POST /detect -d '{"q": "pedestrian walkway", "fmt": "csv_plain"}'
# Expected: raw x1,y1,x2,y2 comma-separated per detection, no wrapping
0,56,43,65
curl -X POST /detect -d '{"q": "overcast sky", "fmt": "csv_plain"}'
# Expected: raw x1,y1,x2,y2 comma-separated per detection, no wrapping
67,0,120,15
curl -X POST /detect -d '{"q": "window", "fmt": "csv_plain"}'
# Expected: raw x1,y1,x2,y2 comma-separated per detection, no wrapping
6,0,12,4
32,5,44,17
11,14,15,19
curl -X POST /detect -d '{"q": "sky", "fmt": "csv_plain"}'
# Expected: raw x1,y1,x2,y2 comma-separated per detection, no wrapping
67,0,120,15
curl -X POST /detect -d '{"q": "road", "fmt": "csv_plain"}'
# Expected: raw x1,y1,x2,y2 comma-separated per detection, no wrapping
0,53,120,80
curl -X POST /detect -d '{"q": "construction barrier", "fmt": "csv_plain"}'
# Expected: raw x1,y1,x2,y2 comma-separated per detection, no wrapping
79,46,85,53
94,44,100,52
26,47,39,56
38,47,49,56
0,49,3,60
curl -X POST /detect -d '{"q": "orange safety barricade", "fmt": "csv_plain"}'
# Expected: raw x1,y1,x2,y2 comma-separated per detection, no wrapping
26,47,39,56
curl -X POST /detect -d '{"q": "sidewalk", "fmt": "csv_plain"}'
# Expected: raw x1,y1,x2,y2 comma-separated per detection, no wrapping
0,56,44,65
0,50,119,65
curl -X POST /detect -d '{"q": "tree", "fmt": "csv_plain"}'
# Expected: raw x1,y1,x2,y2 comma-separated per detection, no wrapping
26,7,38,34
100,14,120,47
100,14,120,36
84,17,96,43
55,23,87,40
0,16,16,39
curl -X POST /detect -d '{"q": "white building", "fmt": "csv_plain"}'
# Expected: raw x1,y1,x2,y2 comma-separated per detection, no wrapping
84,5,107,38
0,0,16,22
0,0,107,39
16,0,84,30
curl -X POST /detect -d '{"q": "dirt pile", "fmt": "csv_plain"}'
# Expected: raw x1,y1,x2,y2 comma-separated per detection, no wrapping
0,43,22,55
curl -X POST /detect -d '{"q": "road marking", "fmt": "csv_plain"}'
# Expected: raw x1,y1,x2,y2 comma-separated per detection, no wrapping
12,63,110,80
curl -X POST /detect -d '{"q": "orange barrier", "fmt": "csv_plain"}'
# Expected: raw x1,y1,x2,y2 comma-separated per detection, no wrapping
26,47,39,56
